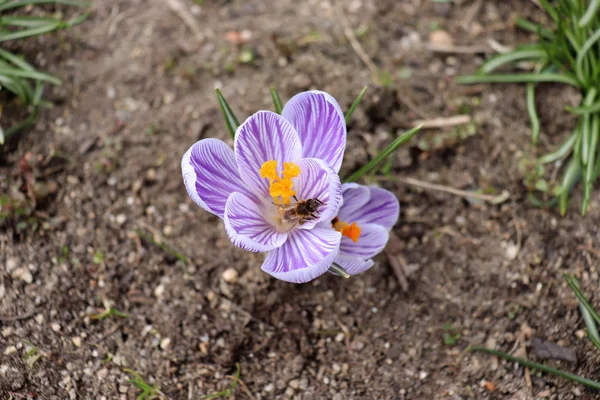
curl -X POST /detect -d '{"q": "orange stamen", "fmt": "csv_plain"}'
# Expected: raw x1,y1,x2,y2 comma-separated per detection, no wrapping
333,220,361,242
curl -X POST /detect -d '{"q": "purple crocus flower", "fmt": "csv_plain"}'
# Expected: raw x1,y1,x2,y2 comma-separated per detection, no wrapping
182,91,347,283
326,183,400,275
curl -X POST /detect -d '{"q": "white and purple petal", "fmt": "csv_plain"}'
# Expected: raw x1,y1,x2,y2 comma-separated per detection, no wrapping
234,111,303,198
340,223,389,259
333,255,375,276
282,91,346,173
262,227,341,283
336,183,370,223
224,192,288,252
349,186,400,230
292,158,342,229
182,139,253,219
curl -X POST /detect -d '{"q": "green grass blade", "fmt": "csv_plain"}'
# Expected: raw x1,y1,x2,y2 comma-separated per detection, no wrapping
537,132,577,164
515,17,554,39
456,73,580,87
2,108,39,142
0,67,60,84
0,48,34,71
469,346,600,390
538,0,559,22
0,16,61,28
580,89,597,166
0,0,89,11
526,83,540,144
559,158,581,215
583,114,600,213
270,87,283,114
568,101,600,115
565,273,600,326
576,28,600,87
480,48,547,74
65,11,90,27
0,22,59,41
215,88,240,140
568,275,600,343
344,124,422,183
579,0,600,27
345,86,367,124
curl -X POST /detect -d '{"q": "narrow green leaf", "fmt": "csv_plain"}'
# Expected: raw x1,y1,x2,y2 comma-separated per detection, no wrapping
565,274,600,326
270,88,283,114
215,88,240,140
345,86,367,124
2,109,39,142
469,346,600,390
579,0,600,27
0,0,89,11
526,83,540,144
567,275,600,344
0,22,60,41
0,16,61,28
568,100,600,115
344,124,422,183
537,0,559,22
583,114,600,214
576,28,600,87
537,132,577,164
0,67,60,85
0,48,34,71
328,263,350,279
480,48,547,74
580,89,597,166
514,18,554,39
456,73,580,87
559,158,581,215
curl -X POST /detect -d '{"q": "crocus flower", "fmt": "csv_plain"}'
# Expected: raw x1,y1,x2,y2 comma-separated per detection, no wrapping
326,183,400,275
182,91,347,283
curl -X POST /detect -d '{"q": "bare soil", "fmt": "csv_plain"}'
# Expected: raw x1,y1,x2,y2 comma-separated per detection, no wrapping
2,0,600,399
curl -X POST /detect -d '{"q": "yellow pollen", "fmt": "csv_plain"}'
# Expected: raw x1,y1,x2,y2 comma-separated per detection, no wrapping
260,160,300,205
334,220,361,243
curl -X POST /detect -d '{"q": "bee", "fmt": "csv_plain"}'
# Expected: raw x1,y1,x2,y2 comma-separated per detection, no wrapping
278,196,326,226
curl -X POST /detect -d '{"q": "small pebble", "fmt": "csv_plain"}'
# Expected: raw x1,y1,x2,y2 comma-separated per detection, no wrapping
154,284,165,297
4,346,17,355
160,337,171,350
264,383,274,392
11,267,33,284
335,333,345,342
222,268,239,284
429,30,454,46
288,379,300,389
116,214,127,226
419,371,428,380
34,314,44,324
72,337,82,348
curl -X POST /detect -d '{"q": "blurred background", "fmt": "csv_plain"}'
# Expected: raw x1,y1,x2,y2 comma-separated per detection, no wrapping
1,0,599,399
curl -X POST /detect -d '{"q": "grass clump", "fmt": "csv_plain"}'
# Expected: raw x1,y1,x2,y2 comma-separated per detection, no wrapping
458,0,600,215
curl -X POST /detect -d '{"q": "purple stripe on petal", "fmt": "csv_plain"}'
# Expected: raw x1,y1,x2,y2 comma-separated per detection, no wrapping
234,111,302,198
340,223,389,259
352,187,400,230
282,91,347,173
262,227,341,283
293,158,342,230
334,255,374,276
182,139,251,219
337,183,370,223
224,192,288,252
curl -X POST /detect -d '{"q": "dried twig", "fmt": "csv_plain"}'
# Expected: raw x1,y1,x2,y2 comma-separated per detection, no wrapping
384,232,410,291
166,0,203,42
412,115,472,129
0,308,36,322
376,176,511,205
425,43,492,54
335,2,379,83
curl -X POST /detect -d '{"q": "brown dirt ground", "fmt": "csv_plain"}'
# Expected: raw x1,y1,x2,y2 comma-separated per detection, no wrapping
2,0,600,399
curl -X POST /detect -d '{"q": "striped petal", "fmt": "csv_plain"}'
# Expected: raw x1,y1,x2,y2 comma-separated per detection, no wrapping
282,91,346,173
333,255,375,276
262,227,341,283
234,111,302,198
340,223,389,259
347,186,400,231
182,139,253,219
293,158,342,229
336,183,370,223
224,192,288,252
